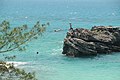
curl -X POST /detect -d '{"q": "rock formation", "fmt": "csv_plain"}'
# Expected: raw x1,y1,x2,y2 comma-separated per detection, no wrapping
62,26,120,57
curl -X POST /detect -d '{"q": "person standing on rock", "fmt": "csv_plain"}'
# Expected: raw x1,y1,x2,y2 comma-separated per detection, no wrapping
69,23,73,31
67,23,74,38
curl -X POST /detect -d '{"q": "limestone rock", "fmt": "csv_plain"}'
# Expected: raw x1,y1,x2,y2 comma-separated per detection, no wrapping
62,26,120,57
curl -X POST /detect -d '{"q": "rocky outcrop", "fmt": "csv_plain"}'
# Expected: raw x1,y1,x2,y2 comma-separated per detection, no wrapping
62,26,120,57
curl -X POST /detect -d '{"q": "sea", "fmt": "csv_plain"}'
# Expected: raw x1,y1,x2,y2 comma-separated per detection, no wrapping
0,0,120,80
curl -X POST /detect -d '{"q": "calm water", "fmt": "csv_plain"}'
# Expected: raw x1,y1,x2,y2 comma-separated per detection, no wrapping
0,0,120,80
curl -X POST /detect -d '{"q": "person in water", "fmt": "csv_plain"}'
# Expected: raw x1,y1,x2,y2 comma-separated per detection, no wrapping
36,52,39,54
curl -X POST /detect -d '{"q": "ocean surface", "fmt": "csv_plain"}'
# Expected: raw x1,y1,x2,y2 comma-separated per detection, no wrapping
0,0,120,80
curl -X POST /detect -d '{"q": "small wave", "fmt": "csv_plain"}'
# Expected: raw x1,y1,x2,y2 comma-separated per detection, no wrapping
69,12,77,15
112,13,115,16
56,41,63,44
25,16,28,19
51,48,62,55
7,61,28,67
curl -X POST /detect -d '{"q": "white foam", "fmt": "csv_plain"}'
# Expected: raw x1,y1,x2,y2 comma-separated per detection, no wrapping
112,13,115,16
51,48,62,55
25,16,28,19
7,61,28,67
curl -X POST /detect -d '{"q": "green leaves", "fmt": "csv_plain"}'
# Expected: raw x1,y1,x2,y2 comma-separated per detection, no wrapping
0,61,37,80
0,20,49,80
0,20,48,53
0,20,10,33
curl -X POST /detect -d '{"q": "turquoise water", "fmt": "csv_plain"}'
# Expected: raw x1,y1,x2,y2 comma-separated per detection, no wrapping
0,0,120,80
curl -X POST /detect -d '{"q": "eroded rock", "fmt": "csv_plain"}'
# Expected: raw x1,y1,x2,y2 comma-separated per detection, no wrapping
62,26,120,57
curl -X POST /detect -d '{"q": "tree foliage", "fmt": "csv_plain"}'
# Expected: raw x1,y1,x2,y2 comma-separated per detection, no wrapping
0,20,47,53
0,20,49,80
0,61,37,80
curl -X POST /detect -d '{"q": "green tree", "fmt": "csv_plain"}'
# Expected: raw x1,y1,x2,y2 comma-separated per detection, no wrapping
0,20,48,53
0,20,49,80
0,61,37,80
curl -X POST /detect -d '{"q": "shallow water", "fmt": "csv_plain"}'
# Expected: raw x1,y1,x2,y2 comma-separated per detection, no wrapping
0,0,120,80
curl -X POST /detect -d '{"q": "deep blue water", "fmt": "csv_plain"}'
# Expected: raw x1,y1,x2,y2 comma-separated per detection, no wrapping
0,0,120,80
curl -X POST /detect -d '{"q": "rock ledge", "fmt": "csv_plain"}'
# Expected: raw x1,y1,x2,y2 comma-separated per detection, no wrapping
62,26,120,57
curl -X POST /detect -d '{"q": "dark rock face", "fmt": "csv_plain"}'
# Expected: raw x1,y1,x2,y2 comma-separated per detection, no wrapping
62,26,120,57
